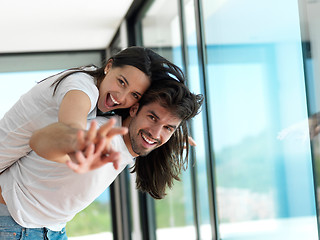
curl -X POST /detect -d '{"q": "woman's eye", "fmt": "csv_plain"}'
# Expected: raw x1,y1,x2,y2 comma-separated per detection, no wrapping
132,93,139,99
118,79,125,86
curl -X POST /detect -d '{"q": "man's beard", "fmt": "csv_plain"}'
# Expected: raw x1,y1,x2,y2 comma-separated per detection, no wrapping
129,129,160,157
130,131,149,157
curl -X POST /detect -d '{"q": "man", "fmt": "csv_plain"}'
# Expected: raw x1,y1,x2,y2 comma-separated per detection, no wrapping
69,79,203,199
0,79,203,239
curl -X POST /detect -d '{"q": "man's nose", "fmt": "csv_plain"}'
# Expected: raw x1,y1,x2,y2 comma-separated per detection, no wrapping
150,125,162,139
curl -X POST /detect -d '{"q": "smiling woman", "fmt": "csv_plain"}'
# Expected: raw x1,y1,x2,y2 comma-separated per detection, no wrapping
97,62,150,112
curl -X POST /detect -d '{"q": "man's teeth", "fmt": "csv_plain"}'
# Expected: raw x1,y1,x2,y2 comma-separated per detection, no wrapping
141,133,156,144
110,94,120,105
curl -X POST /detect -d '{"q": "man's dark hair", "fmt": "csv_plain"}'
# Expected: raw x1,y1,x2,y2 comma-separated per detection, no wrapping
131,79,203,199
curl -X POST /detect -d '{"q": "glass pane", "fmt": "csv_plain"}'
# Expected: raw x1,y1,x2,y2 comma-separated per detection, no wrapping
141,0,196,239
155,170,196,239
301,0,320,234
67,188,113,239
182,0,212,239
201,0,318,239
141,0,183,67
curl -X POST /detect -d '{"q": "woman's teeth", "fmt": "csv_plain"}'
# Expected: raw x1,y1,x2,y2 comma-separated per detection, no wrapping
110,94,120,105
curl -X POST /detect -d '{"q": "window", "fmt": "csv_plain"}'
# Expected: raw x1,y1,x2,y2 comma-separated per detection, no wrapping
201,0,318,239
140,0,197,239
132,0,320,238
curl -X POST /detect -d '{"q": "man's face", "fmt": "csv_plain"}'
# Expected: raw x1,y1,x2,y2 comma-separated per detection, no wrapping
127,102,182,157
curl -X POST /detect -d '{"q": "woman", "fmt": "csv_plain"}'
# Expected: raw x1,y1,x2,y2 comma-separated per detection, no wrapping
0,46,185,172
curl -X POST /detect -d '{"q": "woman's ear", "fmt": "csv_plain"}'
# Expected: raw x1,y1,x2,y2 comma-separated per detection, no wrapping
130,103,139,117
104,59,113,74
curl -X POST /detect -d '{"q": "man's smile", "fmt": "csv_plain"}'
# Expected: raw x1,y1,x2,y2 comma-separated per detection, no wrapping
140,131,158,145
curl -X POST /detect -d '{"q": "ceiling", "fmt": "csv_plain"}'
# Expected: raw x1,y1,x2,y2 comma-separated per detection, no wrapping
0,0,133,54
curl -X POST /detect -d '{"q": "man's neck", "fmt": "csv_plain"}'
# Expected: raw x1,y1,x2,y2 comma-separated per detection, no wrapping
122,117,138,157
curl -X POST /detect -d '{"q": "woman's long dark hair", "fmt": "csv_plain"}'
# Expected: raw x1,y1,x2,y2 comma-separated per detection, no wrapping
41,46,186,97
130,79,203,199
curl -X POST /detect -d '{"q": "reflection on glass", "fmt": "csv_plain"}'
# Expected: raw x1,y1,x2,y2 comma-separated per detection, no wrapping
201,0,318,239
141,0,196,239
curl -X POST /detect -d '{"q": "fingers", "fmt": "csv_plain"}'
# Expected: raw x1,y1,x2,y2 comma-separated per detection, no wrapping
67,151,122,173
188,136,197,146
100,152,121,170
75,129,85,150
86,120,98,143
66,159,81,173
106,127,128,138
83,143,95,160
75,121,98,151
97,117,117,137
93,138,106,155
66,150,87,173
311,125,320,139
66,117,125,173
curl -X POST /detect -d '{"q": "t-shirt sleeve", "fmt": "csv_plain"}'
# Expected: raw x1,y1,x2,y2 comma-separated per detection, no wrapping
53,72,99,113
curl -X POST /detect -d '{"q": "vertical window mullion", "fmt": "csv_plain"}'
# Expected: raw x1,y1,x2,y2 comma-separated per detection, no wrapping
193,0,220,239
139,193,157,240
178,0,201,240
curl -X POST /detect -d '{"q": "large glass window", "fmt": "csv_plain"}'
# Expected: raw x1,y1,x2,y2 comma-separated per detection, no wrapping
201,0,318,239
140,0,196,239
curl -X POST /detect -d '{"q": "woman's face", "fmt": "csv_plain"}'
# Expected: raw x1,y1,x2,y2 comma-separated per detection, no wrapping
97,62,150,112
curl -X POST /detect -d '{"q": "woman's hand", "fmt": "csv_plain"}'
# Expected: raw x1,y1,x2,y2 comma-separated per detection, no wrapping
66,118,128,173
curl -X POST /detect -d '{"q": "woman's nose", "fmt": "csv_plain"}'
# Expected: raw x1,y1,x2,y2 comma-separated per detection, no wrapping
117,91,128,105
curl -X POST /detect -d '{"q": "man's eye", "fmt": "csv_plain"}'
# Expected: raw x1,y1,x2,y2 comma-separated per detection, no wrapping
148,115,156,121
165,126,173,132
132,93,139,99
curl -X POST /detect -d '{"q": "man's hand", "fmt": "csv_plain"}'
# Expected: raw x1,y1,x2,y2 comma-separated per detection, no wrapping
277,114,320,142
66,118,128,173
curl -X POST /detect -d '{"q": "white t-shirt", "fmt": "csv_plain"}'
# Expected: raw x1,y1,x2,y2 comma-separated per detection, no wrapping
0,116,134,231
0,69,135,230
0,69,98,173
